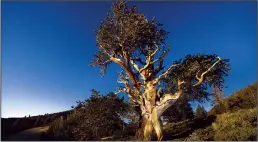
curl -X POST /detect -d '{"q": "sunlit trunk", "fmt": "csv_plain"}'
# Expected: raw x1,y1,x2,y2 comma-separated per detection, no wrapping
135,81,163,141
143,114,153,140
135,107,163,141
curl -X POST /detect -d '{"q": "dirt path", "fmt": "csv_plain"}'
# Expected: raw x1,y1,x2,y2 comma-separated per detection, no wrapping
5,126,49,141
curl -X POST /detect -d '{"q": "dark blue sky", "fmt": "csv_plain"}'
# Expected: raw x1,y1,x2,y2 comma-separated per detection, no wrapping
2,1,256,118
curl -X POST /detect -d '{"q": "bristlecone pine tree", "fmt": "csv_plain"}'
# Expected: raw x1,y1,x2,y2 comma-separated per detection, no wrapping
90,0,230,140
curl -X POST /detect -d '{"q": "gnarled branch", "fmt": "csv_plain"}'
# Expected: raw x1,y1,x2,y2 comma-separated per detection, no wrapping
193,57,221,87
151,47,170,65
138,43,160,75
110,56,139,86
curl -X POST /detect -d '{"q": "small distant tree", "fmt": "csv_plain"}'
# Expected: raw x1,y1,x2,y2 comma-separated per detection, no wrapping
195,104,207,118
91,0,230,140
212,86,226,106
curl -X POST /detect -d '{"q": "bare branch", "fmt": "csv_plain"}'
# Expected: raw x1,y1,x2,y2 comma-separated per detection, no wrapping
110,56,139,87
139,56,151,73
157,87,162,98
193,57,221,87
117,71,129,84
133,57,146,65
114,86,126,95
116,71,143,105
130,58,147,81
154,59,164,75
156,89,182,106
157,85,183,106
178,80,185,86
195,70,201,80
151,42,159,57
99,44,113,57
130,58,140,72
156,81,163,99
136,43,159,75
151,47,169,65
154,64,179,84
110,56,124,66
102,59,111,65
115,82,141,105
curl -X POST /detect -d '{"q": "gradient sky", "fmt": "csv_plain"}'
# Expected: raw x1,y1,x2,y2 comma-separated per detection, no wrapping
2,1,257,118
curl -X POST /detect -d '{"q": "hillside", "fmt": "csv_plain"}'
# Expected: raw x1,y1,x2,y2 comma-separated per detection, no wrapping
1,110,72,140
161,82,257,141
